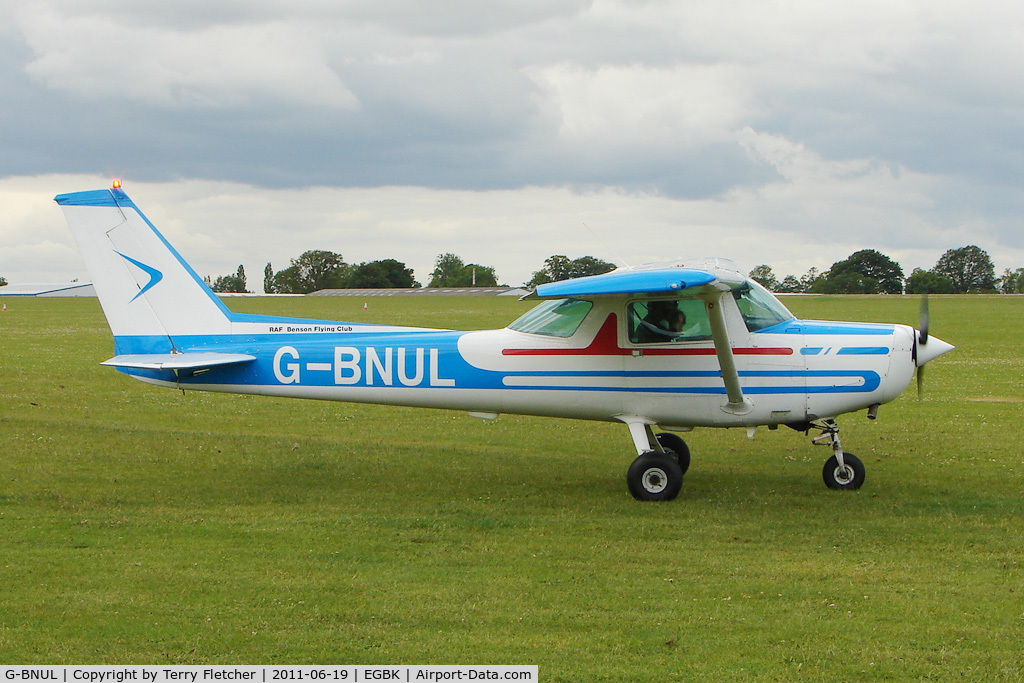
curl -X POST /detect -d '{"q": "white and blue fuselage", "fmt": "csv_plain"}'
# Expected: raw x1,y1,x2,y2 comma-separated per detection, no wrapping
116,307,916,430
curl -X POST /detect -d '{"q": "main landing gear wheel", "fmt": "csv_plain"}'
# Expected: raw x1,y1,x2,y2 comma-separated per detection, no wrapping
655,432,691,476
822,452,865,490
627,452,684,501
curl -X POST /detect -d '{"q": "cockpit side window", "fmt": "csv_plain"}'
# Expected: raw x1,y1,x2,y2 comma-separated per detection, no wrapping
732,280,795,332
628,298,711,344
508,298,593,337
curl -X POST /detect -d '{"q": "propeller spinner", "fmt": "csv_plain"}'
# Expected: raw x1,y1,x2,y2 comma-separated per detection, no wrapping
913,294,954,397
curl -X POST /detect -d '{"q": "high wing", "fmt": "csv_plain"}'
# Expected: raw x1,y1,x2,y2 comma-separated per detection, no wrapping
532,268,719,298
532,265,753,416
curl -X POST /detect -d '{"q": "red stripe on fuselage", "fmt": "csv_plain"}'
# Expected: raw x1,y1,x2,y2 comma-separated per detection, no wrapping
502,313,793,356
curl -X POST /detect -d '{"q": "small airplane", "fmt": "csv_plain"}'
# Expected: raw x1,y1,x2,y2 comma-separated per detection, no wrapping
57,183,953,501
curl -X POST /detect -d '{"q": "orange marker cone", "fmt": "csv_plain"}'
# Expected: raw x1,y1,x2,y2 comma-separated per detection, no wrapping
363,302,368,311
2,303,5,312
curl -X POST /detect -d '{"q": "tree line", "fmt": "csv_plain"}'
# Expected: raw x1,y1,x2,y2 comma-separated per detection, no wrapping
751,245,1021,294
206,249,618,294
208,251,500,294
262,251,420,293
205,254,417,294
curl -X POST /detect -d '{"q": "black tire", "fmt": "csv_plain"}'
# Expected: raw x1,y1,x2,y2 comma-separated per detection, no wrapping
655,432,691,476
627,451,684,501
822,451,866,490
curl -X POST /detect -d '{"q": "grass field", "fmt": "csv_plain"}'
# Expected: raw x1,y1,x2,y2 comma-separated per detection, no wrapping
1,294,1022,679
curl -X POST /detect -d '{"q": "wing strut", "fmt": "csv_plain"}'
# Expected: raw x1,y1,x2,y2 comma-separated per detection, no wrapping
704,293,753,415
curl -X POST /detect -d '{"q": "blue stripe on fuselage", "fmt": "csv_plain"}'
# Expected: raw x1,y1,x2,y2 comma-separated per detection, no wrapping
837,347,889,355
768,320,896,336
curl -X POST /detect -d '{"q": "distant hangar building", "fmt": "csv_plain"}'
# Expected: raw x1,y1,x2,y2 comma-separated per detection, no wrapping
0,283,530,298
309,287,530,298
0,282,97,297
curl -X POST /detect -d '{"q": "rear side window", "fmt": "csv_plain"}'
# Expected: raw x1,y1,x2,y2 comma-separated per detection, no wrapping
627,298,712,344
508,298,593,337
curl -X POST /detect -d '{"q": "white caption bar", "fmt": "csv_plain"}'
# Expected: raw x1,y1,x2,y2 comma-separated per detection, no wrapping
0,667,538,683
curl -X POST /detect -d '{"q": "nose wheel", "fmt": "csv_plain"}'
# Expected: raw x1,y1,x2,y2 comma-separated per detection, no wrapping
813,419,866,490
822,451,865,489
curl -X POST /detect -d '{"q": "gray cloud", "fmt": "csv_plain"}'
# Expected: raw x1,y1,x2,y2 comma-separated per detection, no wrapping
1,0,1022,286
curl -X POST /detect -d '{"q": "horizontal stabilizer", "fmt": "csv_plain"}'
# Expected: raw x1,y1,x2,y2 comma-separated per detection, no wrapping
102,352,257,371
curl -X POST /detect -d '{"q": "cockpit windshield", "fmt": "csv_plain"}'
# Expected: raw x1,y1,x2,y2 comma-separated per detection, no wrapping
732,280,795,331
508,298,593,337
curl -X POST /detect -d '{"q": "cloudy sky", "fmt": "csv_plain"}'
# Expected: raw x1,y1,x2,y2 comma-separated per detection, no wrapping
2,0,1022,288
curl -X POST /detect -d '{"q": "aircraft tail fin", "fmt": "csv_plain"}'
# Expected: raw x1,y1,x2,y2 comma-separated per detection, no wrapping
56,186,233,353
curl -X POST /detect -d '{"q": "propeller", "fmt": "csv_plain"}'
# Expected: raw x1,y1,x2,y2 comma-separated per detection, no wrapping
916,294,929,399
